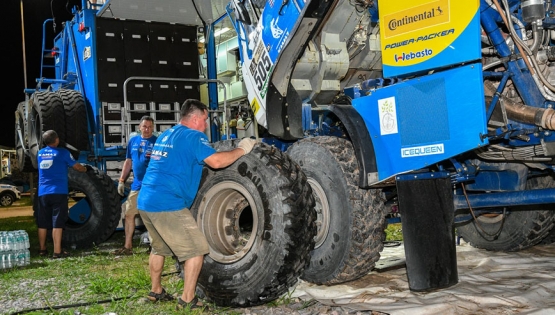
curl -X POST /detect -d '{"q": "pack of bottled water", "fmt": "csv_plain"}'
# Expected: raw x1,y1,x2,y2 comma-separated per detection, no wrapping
0,230,31,269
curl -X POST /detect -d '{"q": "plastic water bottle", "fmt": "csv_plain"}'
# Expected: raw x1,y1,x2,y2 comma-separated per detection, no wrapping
24,249,30,266
23,231,30,249
0,232,6,251
7,232,15,251
13,231,20,250
1,252,12,269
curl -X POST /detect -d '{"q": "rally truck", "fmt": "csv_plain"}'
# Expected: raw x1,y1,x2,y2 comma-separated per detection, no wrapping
17,0,555,308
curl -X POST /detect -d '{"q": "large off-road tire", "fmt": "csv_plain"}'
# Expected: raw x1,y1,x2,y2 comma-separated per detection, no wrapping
57,89,89,151
15,102,35,172
63,166,121,249
191,140,316,307
286,136,388,285
457,175,555,251
28,91,66,169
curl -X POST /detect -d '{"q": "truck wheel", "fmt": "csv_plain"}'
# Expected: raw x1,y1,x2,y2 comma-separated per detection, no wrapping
62,166,121,249
15,102,35,172
457,175,555,251
286,136,388,285
27,91,66,169
0,192,15,207
191,140,316,307
57,89,89,151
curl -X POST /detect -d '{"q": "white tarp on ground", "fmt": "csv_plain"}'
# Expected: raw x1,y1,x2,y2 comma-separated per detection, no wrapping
291,241,555,314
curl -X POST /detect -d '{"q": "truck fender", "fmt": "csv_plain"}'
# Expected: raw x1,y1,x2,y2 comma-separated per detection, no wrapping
329,104,378,188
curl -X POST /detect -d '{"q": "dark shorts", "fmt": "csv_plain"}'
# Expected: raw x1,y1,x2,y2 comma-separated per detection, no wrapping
36,194,69,229
139,208,209,262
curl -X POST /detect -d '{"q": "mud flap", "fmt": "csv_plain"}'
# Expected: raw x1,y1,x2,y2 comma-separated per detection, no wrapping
396,173,458,291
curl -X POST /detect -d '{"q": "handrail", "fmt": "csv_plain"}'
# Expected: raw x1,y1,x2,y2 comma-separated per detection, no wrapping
122,76,228,144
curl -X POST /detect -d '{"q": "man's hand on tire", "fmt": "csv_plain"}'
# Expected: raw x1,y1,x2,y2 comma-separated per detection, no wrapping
238,138,257,155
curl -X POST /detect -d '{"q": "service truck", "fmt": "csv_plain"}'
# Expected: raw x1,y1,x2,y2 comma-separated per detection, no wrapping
16,0,555,308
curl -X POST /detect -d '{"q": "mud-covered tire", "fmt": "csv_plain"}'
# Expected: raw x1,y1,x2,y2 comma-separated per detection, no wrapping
15,102,35,172
191,140,316,307
28,91,66,169
57,89,89,151
62,166,121,249
286,136,388,285
457,175,555,251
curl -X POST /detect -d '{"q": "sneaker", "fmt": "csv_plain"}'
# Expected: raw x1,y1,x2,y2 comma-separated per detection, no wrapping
111,247,133,255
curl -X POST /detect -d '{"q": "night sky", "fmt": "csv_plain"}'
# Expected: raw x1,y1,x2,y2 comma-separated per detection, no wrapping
6,0,80,148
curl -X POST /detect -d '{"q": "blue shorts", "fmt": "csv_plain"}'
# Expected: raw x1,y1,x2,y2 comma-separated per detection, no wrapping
36,194,69,229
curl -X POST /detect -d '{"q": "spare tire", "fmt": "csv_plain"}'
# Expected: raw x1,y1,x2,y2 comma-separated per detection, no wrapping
27,91,66,169
63,166,121,249
57,89,89,151
15,102,35,172
191,140,316,307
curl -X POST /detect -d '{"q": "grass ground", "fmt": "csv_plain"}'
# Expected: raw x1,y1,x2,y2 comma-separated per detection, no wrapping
0,199,403,315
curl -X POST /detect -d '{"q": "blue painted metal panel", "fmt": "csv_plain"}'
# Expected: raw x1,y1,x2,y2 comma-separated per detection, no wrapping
352,63,488,183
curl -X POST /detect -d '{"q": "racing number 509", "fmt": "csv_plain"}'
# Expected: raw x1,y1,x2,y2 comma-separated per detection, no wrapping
254,53,272,91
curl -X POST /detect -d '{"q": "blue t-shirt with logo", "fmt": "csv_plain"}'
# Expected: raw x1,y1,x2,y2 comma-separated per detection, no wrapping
126,135,157,191
37,146,77,196
138,125,216,212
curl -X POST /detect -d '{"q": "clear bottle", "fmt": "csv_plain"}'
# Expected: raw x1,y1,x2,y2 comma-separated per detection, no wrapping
0,231,5,251
21,230,30,249
13,231,21,250
24,249,31,266
1,252,12,269
6,232,14,251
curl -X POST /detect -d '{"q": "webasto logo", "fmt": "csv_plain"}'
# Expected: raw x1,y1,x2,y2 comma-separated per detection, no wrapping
394,49,433,62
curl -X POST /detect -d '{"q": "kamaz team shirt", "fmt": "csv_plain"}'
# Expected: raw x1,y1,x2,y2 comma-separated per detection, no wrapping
138,124,216,212
126,135,157,191
37,146,76,196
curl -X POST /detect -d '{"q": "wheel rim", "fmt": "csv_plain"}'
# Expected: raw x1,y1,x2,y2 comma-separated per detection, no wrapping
307,178,330,249
0,195,12,206
196,181,259,264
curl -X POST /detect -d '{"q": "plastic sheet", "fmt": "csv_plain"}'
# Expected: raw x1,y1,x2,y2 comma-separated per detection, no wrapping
292,241,555,314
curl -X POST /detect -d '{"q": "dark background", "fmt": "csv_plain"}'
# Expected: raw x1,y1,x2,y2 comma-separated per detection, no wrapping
6,0,80,148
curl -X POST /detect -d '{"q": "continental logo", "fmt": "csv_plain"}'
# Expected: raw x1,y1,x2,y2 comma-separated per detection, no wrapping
384,0,450,38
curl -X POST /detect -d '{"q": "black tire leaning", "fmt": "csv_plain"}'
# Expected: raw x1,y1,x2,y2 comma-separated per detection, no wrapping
191,140,316,307
457,174,555,251
57,89,89,151
15,102,35,172
286,136,388,285
27,91,66,169
62,166,121,249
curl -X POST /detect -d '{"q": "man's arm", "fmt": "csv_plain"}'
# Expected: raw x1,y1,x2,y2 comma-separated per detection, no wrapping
73,163,87,173
119,158,133,183
204,138,257,169
204,148,245,169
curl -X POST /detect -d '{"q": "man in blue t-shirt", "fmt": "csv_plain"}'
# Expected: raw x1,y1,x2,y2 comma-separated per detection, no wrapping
37,130,87,259
137,99,256,309
113,116,157,256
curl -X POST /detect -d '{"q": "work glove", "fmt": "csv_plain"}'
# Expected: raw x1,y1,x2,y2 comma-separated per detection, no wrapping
117,181,125,196
84,164,94,172
238,138,257,155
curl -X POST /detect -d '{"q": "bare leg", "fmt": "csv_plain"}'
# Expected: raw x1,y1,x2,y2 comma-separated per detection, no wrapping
52,228,63,254
149,253,165,294
124,213,136,249
181,255,204,302
38,228,47,251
